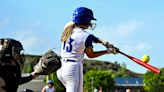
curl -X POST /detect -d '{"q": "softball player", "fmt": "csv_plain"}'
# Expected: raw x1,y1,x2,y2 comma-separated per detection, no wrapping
57,7,118,92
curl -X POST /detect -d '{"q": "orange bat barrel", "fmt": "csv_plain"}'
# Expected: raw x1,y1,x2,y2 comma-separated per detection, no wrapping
119,51,160,74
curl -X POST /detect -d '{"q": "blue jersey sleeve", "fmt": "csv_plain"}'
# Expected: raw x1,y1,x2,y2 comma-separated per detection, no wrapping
91,35,99,43
85,34,99,48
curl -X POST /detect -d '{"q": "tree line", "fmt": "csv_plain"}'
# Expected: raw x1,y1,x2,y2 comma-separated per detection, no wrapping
23,54,164,92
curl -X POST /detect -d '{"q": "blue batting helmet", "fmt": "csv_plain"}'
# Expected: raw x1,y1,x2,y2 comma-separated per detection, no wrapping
47,80,53,85
73,7,96,24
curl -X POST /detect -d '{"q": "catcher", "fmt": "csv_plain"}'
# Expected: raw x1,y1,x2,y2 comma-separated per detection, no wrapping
0,38,61,92
0,38,38,92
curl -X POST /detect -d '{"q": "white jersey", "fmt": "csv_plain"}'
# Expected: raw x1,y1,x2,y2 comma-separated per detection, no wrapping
61,28,90,62
44,85,55,92
58,27,99,92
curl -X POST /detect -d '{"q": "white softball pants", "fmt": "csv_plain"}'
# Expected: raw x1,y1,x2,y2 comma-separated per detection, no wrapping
57,60,83,92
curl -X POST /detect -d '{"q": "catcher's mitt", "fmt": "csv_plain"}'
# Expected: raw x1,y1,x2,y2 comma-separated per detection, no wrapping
33,50,61,75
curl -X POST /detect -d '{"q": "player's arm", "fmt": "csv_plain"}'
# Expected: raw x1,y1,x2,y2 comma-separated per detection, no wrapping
84,35,109,58
89,35,114,48
91,35,119,54
84,35,118,56
41,86,46,92
19,71,39,85
85,47,108,58
19,73,38,85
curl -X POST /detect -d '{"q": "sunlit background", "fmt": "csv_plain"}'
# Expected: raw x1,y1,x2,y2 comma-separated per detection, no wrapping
0,0,164,73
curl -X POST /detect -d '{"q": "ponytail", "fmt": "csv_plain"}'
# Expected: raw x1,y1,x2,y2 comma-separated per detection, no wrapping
61,21,75,42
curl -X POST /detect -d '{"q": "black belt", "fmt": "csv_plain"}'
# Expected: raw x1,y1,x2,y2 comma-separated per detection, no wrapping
66,59,76,62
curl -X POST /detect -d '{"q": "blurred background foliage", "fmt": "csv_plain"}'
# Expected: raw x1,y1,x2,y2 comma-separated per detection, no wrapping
23,54,163,92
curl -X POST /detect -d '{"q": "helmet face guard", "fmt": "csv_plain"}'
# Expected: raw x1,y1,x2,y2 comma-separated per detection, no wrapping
12,47,25,69
75,22,97,30
0,38,24,69
88,22,96,30
73,7,96,25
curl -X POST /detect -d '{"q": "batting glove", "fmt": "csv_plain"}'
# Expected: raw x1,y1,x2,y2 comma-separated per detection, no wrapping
107,47,119,54
101,40,113,48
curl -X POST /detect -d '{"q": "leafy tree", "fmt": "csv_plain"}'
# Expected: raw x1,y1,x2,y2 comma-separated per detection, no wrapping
144,68,164,92
113,66,130,77
22,64,33,73
84,70,114,92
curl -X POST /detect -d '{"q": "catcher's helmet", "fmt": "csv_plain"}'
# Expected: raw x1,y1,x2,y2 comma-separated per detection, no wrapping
73,7,96,24
0,38,24,69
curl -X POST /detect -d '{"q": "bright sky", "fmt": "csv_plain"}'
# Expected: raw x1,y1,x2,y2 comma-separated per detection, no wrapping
0,0,164,74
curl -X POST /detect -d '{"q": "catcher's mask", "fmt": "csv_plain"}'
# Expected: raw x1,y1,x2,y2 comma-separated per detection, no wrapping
0,38,25,70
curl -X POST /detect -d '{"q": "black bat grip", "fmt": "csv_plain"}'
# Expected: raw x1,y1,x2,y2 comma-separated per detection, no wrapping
118,50,132,58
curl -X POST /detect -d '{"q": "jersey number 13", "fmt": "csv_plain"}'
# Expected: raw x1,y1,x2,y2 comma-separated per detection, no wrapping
63,38,74,52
